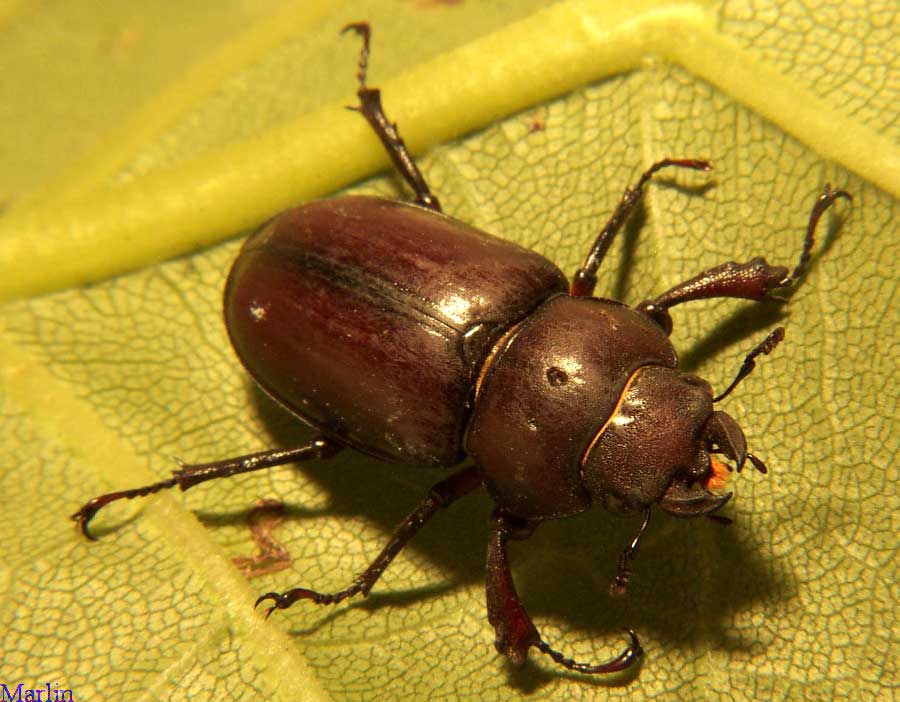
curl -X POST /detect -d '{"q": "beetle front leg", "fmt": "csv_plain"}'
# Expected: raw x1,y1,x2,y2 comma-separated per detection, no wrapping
486,510,642,675
342,22,441,212
571,159,712,297
636,185,852,333
256,465,482,616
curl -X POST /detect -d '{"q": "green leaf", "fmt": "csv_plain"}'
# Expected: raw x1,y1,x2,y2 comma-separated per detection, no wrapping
0,1,895,700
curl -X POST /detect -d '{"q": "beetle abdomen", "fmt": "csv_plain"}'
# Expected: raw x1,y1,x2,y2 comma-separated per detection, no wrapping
466,295,677,519
225,196,568,466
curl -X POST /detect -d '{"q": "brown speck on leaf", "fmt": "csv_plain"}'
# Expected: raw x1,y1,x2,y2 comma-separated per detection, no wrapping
525,111,546,134
231,498,292,577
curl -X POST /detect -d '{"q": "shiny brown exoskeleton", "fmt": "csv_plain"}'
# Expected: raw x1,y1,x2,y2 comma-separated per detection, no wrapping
73,23,851,677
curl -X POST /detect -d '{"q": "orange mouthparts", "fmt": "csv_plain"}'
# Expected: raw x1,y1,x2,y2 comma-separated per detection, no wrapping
704,457,732,492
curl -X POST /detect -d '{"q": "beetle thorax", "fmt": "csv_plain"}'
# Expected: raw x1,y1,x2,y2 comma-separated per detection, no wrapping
465,294,679,521
466,294,738,522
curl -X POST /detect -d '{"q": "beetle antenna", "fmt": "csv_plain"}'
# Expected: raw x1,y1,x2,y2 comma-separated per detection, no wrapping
746,452,769,474
713,327,785,403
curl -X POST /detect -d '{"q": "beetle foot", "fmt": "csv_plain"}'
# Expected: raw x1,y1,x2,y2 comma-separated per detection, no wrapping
71,475,181,540
609,568,631,597
780,185,853,288
608,509,649,597
255,583,362,618
71,500,104,541
535,628,642,675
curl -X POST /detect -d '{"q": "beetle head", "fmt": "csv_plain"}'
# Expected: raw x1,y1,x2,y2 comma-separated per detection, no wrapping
582,366,762,518
657,410,750,517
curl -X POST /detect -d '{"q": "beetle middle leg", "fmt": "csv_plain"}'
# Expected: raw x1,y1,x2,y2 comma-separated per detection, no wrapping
71,437,342,539
635,185,852,333
486,510,642,675
342,22,441,212
608,508,651,597
255,465,482,615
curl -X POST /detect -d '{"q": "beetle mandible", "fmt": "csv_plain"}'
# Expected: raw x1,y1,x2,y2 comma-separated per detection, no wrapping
73,22,851,676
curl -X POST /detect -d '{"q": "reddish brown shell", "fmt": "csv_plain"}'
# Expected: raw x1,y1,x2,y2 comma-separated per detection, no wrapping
224,195,567,466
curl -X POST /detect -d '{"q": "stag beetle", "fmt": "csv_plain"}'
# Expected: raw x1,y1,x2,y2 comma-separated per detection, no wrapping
73,22,851,676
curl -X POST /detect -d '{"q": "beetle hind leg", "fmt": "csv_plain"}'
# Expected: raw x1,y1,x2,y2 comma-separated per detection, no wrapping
342,22,441,212
486,510,642,675
256,465,482,616
71,437,342,540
